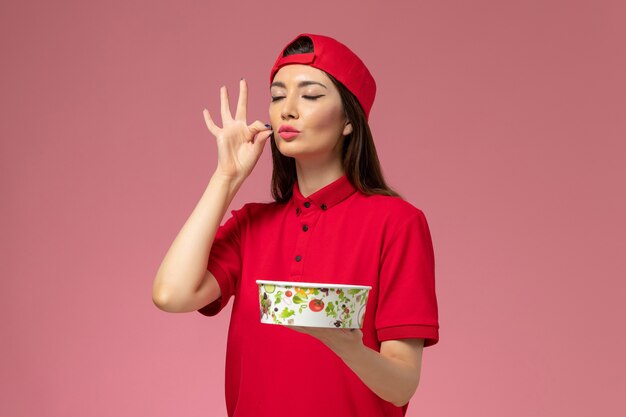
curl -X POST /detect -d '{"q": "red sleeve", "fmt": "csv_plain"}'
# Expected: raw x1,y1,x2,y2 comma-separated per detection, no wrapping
375,209,440,347
197,207,243,317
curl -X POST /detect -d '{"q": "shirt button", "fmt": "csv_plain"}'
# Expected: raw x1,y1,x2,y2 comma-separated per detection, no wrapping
304,202,311,208
302,225,309,232
321,204,327,210
295,255,302,262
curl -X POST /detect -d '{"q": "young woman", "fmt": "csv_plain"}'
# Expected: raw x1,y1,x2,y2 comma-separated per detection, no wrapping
152,33,439,417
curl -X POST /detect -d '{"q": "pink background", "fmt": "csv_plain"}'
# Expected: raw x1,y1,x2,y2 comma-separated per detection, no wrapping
2,0,625,415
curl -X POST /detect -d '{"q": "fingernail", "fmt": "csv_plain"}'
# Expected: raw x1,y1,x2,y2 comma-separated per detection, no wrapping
241,77,245,80
264,123,271,129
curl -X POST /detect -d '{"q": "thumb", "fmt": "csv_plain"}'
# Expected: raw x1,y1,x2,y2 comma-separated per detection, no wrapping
248,120,271,137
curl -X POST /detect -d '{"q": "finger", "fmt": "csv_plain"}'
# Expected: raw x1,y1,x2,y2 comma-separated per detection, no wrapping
350,329,364,338
252,129,273,148
286,325,306,333
235,78,248,121
220,85,232,122
202,109,220,136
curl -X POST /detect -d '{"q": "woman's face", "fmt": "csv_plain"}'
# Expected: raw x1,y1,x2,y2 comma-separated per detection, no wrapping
269,64,353,163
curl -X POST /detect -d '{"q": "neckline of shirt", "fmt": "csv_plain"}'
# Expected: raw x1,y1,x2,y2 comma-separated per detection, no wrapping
291,175,357,214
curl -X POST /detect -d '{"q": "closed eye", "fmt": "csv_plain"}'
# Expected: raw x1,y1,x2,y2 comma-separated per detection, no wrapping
272,94,325,102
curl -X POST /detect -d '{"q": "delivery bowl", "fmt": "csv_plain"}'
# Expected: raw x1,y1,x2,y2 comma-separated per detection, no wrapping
256,280,371,328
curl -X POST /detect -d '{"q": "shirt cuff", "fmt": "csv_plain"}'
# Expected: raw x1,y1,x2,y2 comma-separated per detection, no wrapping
377,324,440,347
197,263,232,317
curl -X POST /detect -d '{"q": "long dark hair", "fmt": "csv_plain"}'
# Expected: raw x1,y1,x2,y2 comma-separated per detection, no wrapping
270,36,399,202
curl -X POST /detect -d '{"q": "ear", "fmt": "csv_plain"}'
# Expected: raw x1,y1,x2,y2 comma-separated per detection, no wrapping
342,120,353,136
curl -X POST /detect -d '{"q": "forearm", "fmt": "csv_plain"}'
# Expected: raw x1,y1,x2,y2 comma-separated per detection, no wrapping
336,342,421,407
152,172,243,308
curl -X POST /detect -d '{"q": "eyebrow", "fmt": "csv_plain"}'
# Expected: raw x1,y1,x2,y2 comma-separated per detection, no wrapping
270,80,328,89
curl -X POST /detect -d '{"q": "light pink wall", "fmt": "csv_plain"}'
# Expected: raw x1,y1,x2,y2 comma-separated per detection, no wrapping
2,0,624,416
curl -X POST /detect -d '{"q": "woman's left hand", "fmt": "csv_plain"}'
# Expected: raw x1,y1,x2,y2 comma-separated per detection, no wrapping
289,326,424,406
288,326,364,358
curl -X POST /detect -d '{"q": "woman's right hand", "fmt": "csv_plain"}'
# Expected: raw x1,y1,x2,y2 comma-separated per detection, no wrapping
203,78,273,181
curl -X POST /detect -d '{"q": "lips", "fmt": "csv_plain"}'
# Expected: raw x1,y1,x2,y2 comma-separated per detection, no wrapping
278,125,300,133
278,125,300,140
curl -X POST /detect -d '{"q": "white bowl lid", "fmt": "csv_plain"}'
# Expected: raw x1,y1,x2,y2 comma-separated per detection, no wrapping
256,279,371,290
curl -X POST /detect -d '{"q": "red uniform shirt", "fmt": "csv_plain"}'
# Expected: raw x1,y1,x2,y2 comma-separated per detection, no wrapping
198,175,439,417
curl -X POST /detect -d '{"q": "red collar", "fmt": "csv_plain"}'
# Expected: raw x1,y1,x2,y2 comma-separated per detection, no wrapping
291,175,357,214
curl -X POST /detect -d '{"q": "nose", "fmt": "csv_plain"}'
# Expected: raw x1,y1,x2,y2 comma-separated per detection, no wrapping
280,94,299,120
